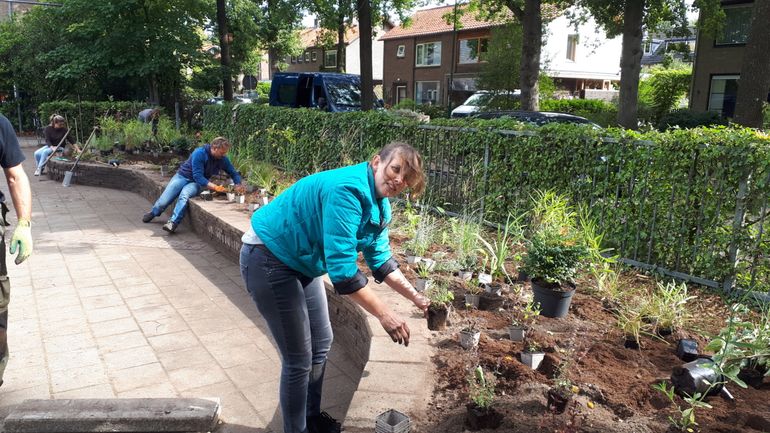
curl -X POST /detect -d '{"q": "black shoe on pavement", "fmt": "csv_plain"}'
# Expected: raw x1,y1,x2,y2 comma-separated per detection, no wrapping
142,212,155,223
307,411,342,433
162,221,178,233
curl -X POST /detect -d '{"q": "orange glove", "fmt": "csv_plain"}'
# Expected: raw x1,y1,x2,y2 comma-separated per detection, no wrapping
211,185,226,193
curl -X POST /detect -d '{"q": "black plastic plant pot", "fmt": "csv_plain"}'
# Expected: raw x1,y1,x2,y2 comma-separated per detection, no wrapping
676,339,699,362
465,403,502,431
427,305,449,331
478,292,504,311
531,279,575,318
517,270,529,282
738,367,765,389
623,337,640,349
671,357,724,397
657,327,673,337
546,388,571,414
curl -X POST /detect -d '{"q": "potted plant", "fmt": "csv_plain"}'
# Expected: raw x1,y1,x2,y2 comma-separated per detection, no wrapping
464,278,483,309
414,262,433,292
520,340,545,370
405,214,434,264
465,366,502,431
509,299,540,342
225,184,236,202
426,281,454,331
522,191,588,318
618,307,643,349
547,378,578,414
459,318,481,350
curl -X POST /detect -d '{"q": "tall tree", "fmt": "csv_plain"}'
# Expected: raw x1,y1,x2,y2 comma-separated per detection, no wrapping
576,0,691,129
252,0,303,76
357,0,373,110
471,0,572,111
216,0,233,101
305,0,355,73
733,0,770,128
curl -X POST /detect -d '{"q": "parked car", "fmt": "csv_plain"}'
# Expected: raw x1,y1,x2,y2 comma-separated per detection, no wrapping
205,95,255,105
450,90,521,118
269,72,383,112
470,110,600,127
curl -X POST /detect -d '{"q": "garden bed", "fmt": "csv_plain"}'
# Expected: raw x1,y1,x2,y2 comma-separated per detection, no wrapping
392,253,769,433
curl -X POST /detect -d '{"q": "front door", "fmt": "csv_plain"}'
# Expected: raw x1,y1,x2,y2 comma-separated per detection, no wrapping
395,85,407,105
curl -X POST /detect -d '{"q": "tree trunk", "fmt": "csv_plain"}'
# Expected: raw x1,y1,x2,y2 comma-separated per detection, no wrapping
337,12,346,73
733,0,770,128
617,0,644,129
357,0,373,110
519,0,541,111
148,75,159,105
268,47,281,77
216,0,233,101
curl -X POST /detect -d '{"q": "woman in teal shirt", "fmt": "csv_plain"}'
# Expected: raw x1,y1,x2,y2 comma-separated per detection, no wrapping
240,142,429,433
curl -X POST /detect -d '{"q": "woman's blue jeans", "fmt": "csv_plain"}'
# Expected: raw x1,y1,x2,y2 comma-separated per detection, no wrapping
240,243,333,433
33,146,54,170
149,173,200,224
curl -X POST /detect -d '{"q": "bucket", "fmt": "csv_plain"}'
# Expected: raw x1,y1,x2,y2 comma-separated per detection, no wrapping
531,279,575,318
62,171,74,187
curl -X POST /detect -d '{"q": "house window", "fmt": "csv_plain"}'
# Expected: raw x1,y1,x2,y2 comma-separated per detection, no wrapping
707,74,739,118
304,51,310,62
643,40,652,54
311,51,317,62
324,50,337,68
566,34,578,61
298,53,303,63
716,5,752,45
415,42,441,67
459,38,488,64
396,45,405,58
290,56,296,63
415,81,439,105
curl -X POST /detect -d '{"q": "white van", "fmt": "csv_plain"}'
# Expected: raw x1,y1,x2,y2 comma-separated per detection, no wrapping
450,90,521,118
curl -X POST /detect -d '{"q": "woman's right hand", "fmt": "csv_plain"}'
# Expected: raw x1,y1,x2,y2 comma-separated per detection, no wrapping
379,312,410,346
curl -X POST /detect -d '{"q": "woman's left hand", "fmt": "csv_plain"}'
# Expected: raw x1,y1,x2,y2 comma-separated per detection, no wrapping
412,293,430,317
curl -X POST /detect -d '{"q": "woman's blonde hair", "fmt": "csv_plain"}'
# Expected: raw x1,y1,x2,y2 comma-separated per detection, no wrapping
49,114,65,126
375,141,426,197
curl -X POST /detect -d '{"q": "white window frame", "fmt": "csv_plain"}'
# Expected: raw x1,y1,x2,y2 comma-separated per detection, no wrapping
566,34,578,61
396,45,405,58
415,81,440,105
458,37,488,64
304,51,310,62
415,42,442,67
324,50,337,68
715,4,752,46
311,51,317,62
707,74,739,116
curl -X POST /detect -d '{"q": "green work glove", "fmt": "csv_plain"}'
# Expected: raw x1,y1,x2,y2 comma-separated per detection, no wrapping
9,218,32,265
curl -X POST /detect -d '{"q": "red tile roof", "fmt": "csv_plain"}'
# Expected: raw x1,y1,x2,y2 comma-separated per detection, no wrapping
380,4,509,40
299,26,360,48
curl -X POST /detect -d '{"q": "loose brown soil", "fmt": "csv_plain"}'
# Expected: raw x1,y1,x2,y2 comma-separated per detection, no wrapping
387,233,769,433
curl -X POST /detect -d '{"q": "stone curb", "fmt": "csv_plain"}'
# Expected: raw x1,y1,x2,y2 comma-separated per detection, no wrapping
45,159,434,430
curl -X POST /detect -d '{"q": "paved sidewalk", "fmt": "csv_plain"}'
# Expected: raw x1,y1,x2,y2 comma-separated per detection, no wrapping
0,141,360,432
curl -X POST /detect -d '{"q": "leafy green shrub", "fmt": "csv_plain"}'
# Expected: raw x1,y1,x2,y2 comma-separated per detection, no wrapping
657,109,727,131
417,104,449,119
392,98,417,110
39,101,145,137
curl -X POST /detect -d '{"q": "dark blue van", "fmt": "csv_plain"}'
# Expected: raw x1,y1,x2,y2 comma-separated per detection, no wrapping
269,72,380,112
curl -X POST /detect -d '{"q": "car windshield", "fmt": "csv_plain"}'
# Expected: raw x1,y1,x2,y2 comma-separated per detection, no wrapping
464,93,493,107
326,79,362,108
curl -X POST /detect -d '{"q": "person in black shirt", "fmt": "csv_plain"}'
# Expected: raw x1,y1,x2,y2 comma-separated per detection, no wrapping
0,113,34,386
33,114,78,176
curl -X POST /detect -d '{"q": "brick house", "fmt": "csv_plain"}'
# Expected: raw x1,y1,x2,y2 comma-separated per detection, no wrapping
0,0,35,21
690,0,766,117
284,24,390,84
380,4,623,107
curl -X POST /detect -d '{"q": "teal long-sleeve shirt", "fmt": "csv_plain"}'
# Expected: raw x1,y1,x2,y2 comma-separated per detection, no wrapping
250,162,395,294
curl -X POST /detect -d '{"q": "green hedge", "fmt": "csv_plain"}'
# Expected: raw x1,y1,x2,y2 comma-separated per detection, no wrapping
38,101,146,141
203,104,770,291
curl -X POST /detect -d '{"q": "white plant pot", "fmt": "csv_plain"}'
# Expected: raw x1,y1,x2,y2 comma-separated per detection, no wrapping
459,329,481,350
484,284,501,296
478,273,493,285
236,194,246,204
521,352,545,370
259,188,267,195
415,278,432,292
420,258,436,271
226,192,236,202
249,203,259,212
508,326,526,342
262,196,269,205
406,255,421,265
458,270,473,281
